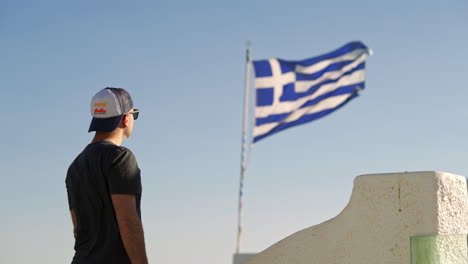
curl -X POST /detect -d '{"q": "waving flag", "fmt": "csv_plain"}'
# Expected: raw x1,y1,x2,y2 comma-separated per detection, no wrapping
252,41,371,143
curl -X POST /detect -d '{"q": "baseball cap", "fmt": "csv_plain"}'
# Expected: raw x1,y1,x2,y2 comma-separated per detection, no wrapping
88,87,134,132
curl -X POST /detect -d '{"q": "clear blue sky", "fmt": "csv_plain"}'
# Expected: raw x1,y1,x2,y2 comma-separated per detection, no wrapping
1,0,467,263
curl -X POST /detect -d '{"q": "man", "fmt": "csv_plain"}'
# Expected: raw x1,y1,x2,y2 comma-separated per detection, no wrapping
66,87,148,264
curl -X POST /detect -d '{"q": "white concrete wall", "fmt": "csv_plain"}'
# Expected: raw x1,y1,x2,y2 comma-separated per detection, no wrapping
244,171,468,264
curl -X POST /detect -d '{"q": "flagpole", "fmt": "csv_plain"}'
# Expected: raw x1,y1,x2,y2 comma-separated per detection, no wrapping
236,41,252,254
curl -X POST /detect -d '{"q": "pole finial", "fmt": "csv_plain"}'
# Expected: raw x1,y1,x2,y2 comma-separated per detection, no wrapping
245,41,252,62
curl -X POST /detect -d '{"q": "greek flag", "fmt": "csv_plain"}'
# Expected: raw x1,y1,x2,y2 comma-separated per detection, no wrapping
252,41,371,143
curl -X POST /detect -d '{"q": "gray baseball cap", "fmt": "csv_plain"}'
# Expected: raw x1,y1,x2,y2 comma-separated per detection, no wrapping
88,87,134,132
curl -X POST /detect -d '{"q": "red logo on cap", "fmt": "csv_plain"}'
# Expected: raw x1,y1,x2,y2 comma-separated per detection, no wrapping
94,103,107,114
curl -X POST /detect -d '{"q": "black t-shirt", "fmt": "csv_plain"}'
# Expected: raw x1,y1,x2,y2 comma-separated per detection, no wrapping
66,141,142,264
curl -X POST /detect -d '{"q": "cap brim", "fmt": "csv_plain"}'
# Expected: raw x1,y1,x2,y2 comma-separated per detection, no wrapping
88,115,124,133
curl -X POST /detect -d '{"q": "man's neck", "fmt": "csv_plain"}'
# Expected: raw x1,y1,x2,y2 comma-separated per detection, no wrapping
92,132,124,146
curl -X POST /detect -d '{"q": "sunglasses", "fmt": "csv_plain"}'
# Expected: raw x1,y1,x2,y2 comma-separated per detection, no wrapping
129,109,140,120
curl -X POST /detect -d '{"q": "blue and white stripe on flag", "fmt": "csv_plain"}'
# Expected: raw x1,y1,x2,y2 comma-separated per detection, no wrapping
252,41,371,143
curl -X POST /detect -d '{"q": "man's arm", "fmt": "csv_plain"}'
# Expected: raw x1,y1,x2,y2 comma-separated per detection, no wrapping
70,209,77,239
111,194,148,264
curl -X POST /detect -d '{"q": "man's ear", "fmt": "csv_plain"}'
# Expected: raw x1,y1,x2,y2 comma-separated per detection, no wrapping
121,114,129,128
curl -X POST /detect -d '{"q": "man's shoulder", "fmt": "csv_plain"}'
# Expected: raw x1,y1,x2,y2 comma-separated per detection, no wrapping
68,142,137,171
67,142,119,169
113,144,132,153
112,146,138,165
93,142,137,165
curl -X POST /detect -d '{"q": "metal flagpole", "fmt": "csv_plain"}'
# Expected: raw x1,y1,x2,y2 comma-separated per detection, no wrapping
236,41,252,254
